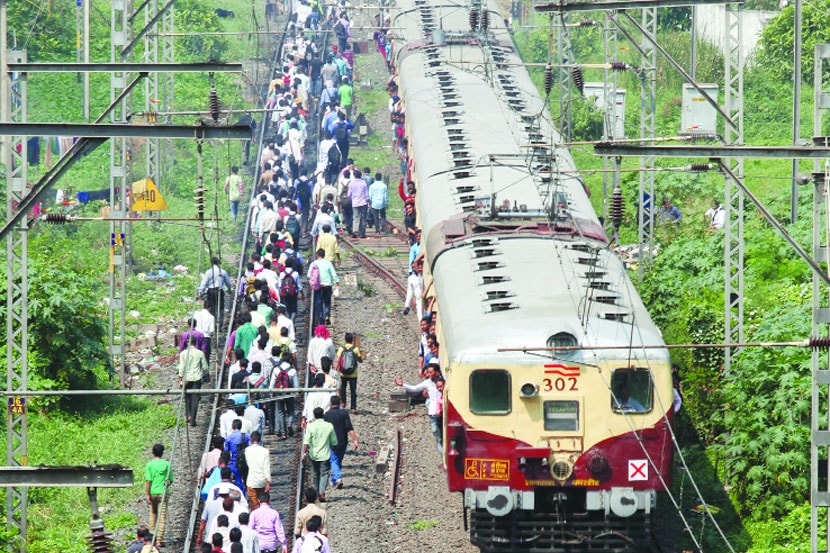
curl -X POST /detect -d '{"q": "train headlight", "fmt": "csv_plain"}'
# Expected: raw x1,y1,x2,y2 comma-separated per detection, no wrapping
586,450,610,477
520,382,538,398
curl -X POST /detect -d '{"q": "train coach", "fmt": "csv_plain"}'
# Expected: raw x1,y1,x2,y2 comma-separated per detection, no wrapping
392,1,676,551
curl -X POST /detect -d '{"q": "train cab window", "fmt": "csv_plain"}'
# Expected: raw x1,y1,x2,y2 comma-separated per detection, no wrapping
470,369,511,415
544,400,579,431
611,368,652,414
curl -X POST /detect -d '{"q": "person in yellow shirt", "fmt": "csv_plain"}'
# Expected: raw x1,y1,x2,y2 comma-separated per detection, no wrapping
317,224,340,265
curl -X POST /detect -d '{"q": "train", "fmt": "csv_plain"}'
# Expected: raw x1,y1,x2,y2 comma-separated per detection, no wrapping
391,1,675,551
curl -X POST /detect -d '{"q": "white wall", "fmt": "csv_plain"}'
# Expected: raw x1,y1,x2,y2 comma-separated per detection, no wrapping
693,5,778,65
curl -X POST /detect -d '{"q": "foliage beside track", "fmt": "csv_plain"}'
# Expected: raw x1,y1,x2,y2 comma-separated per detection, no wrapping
512,6,820,550
1,1,266,549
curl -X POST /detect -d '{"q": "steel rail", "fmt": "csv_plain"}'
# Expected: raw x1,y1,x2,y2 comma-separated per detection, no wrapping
388,428,402,505
181,11,292,553
339,235,407,297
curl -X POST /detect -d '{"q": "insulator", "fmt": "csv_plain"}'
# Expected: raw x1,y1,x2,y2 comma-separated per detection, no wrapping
687,163,714,172
544,65,553,96
578,20,596,27
86,531,115,553
481,10,489,32
610,61,627,71
208,87,220,123
45,213,68,224
194,187,205,220
609,187,624,228
810,337,830,350
469,9,479,31
686,132,719,142
571,66,585,94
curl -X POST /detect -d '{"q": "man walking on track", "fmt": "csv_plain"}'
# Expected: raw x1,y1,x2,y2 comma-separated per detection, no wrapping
324,395,358,490
243,431,270,511
145,444,173,546
302,407,338,502
178,335,207,426
250,492,288,553
335,332,363,412
199,257,233,321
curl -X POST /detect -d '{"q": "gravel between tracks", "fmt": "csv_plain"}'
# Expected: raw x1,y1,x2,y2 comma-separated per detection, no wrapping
322,253,476,553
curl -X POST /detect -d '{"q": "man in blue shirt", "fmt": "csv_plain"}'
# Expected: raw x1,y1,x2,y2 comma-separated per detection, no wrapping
368,173,388,234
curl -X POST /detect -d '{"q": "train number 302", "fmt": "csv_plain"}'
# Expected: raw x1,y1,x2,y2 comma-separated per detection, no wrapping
542,377,578,391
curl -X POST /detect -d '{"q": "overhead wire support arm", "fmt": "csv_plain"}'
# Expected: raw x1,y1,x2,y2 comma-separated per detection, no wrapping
593,143,830,159
534,0,741,12
120,0,174,60
0,123,253,139
7,62,243,73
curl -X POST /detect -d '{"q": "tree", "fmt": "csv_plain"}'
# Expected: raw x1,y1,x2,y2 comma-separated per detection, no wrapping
756,0,830,83
0,229,112,409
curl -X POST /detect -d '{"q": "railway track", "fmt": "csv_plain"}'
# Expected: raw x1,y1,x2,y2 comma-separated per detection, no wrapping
179,12,331,553
338,219,410,302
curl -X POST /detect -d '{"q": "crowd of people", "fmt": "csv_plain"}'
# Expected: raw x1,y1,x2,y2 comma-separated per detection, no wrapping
137,3,452,552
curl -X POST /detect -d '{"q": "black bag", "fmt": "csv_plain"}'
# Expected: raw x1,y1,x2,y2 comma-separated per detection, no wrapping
327,144,341,167
334,122,347,142
340,347,358,375
366,208,375,228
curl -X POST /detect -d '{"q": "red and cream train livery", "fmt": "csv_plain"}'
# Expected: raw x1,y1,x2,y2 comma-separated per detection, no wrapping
392,0,675,551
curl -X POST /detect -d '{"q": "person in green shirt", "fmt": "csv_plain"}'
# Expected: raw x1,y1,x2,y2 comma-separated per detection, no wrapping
145,444,173,545
302,408,338,501
337,76,354,118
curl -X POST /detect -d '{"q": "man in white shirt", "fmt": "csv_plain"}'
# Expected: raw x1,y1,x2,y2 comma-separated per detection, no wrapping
705,199,725,230
219,400,239,438
243,431,271,511
193,299,216,364
257,201,279,244
302,373,332,427
395,361,443,454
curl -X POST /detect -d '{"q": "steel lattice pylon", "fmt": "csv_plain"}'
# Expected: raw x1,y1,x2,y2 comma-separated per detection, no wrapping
110,0,130,385
145,0,161,189
637,7,656,271
3,45,28,551
723,4,744,375
811,42,830,553
555,12,573,144
161,3,174,188
601,13,619,234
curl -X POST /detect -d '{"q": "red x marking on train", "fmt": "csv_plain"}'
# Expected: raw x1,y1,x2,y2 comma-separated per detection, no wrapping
628,460,648,481
543,364,580,377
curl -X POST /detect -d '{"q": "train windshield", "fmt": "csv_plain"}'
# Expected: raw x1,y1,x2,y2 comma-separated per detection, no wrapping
470,369,511,415
610,368,653,413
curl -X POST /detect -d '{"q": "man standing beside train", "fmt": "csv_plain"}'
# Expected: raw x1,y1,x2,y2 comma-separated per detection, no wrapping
395,360,443,454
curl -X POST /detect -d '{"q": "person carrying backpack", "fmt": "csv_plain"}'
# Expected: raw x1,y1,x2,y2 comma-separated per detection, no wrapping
335,332,363,412
307,248,339,326
279,261,304,321
270,359,294,440
331,110,354,170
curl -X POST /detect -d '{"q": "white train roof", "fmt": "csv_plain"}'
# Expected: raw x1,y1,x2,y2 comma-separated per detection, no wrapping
431,232,667,366
393,1,602,249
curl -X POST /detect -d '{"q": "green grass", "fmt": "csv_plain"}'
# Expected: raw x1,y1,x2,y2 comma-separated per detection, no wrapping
15,398,178,553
